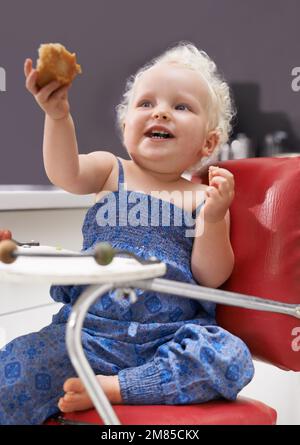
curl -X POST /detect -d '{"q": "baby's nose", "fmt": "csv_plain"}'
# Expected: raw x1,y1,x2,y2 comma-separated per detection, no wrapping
153,110,170,120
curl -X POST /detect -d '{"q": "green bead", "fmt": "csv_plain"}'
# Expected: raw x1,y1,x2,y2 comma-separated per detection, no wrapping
94,242,114,265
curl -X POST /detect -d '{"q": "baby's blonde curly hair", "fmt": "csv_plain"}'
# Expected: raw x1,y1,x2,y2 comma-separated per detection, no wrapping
115,41,235,173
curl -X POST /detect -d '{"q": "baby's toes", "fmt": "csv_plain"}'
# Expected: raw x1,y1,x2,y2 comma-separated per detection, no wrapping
58,397,74,413
58,392,93,413
63,377,85,393
64,392,78,402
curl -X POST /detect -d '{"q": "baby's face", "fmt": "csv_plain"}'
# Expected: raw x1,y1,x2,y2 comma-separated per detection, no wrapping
123,63,212,174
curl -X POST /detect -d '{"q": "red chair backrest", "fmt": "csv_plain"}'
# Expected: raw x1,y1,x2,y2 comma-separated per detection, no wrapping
193,157,300,371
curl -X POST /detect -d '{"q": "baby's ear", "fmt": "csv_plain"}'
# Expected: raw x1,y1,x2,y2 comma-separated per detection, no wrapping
204,131,219,156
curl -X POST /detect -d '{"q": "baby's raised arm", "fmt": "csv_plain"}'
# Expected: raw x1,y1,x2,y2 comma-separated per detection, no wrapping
24,58,114,195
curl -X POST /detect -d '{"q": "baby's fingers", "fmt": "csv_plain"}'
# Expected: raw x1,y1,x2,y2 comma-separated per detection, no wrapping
35,80,61,104
25,69,39,95
209,166,234,184
210,176,234,198
49,83,71,101
210,175,228,188
24,58,33,78
206,186,220,199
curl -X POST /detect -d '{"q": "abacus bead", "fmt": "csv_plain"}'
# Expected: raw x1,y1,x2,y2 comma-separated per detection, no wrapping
94,242,114,265
0,240,17,264
0,229,12,241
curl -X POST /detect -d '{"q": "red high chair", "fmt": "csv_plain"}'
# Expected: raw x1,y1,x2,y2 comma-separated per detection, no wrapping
47,156,300,425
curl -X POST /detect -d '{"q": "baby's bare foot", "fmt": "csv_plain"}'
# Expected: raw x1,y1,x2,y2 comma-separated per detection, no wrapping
58,377,94,413
58,375,122,413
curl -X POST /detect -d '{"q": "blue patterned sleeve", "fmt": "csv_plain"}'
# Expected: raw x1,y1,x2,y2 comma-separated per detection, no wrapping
118,323,254,405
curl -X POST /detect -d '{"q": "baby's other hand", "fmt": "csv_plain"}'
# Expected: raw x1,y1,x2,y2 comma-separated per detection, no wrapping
200,166,235,223
24,58,71,120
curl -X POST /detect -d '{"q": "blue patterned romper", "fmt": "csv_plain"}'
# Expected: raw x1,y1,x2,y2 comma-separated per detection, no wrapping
0,157,254,425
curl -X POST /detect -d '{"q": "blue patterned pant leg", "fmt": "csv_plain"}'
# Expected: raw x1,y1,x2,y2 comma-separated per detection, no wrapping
0,315,138,425
118,323,254,405
0,323,76,425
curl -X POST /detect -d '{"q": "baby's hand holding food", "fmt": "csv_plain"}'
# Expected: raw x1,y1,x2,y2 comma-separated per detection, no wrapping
25,59,70,120
201,166,235,223
24,43,81,121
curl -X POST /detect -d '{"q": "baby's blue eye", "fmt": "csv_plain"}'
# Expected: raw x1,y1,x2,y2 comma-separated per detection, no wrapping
138,101,190,111
176,104,189,111
139,101,151,107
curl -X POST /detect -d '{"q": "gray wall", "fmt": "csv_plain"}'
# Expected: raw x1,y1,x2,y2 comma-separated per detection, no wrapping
0,0,299,184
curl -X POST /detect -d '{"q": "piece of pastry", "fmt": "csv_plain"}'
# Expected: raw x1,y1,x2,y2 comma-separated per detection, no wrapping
36,43,82,88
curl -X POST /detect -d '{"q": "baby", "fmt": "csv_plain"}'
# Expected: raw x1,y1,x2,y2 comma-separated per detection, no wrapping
0,42,254,424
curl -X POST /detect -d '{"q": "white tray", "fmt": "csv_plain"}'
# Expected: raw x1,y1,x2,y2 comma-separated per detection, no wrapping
0,245,166,285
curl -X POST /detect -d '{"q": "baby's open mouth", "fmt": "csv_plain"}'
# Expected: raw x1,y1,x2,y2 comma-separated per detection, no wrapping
145,130,174,139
